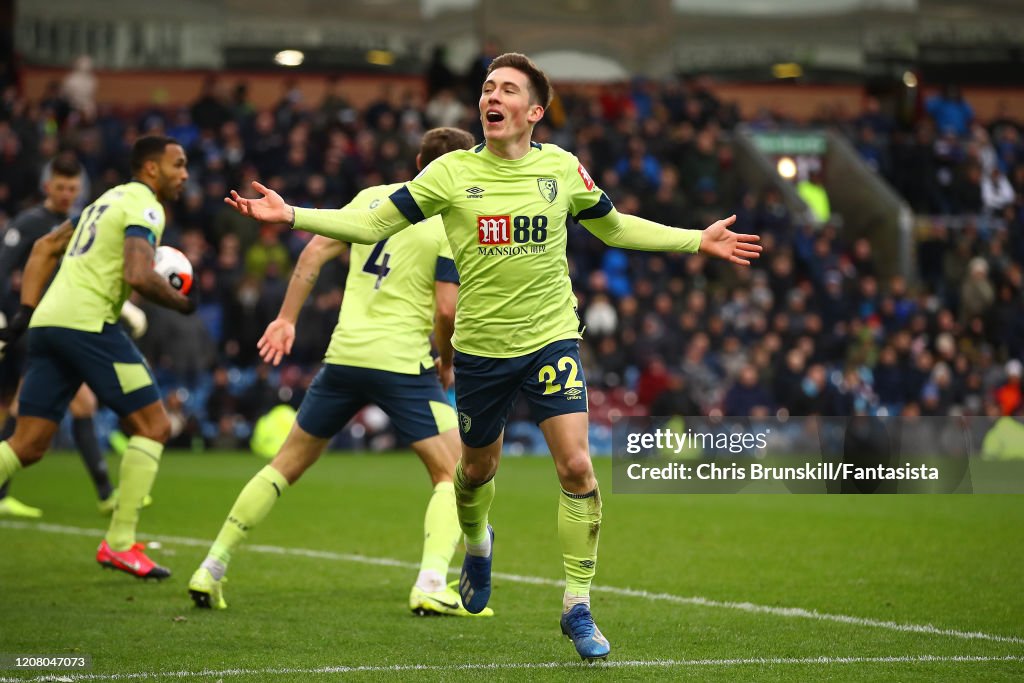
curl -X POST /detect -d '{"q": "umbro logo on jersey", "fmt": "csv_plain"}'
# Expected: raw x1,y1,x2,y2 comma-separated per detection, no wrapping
465,186,485,198
565,388,582,397
537,178,557,203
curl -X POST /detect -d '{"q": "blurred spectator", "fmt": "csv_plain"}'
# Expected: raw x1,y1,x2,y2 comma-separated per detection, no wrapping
319,75,351,128
650,374,700,416
191,75,231,134
994,359,1023,416
981,165,1015,215
245,226,292,280
932,128,963,214
796,167,831,224
426,46,457,98
466,39,500,94
637,358,671,407
62,55,97,120
679,127,718,199
794,364,840,415
955,163,984,214
855,124,888,176
723,364,772,416
960,257,995,325
584,293,618,337
165,388,201,449
926,84,974,138
425,89,466,129
855,96,893,138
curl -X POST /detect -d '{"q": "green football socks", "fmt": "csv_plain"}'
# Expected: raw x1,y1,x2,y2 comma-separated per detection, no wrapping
454,460,494,555
0,440,23,486
106,436,163,551
559,486,602,607
415,481,461,591
204,465,290,577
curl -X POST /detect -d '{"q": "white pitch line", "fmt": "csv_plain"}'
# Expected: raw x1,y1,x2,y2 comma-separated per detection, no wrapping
3,520,1023,647
0,655,1021,682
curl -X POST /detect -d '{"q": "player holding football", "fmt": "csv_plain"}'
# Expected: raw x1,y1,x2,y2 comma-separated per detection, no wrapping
0,135,194,579
0,156,149,518
189,127,490,617
227,53,761,660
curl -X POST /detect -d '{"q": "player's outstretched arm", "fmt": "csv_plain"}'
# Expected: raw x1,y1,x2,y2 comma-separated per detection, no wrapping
698,215,762,266
581,209,761,264
258,235,346,367
581,209,703,253
225,181,412,245
123,236,194,314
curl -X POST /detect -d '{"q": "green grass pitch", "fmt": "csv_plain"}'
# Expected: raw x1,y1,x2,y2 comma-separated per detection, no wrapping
0,451,1022,681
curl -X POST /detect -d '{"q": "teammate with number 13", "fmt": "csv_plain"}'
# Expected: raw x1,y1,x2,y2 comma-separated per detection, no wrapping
0,135,194,580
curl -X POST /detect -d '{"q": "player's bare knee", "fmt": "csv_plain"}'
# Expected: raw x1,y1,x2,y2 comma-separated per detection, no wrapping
11,437,48,465
556,452,595,489
271,450,319,484
136,415,171,444
460,458,496,484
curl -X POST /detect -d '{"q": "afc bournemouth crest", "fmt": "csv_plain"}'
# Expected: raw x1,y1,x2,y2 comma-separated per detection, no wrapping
537,178,558,203
459,412,472,433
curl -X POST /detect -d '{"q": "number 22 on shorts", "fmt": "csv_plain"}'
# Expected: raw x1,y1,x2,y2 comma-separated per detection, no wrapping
538,356,583,396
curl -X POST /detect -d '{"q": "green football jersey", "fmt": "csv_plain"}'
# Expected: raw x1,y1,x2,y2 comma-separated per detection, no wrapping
390,143,611,358
324,184,458,374
32,181,165,333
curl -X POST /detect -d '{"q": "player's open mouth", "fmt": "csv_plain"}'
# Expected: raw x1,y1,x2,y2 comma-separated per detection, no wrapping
486,111,504,123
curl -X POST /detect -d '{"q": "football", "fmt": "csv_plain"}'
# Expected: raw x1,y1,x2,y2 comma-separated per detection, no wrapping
153,245,193,295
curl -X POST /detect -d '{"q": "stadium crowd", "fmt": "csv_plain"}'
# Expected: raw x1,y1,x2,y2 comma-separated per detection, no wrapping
1,59,1023,451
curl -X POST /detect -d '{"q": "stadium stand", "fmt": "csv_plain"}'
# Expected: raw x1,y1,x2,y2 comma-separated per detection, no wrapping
1,64,1022,452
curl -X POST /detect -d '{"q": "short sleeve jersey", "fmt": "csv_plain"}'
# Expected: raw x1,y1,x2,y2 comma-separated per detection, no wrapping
32,181,165,332
325,183,459,375
389,142,611,358
0,205,68,300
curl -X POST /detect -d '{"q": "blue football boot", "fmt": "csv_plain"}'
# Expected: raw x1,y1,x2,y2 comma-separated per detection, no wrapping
560,603,611,661
458,524,493,614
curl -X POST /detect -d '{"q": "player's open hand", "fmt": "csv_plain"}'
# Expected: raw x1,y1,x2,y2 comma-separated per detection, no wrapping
225,181,293,225
699,215,762,266
258,318,296,366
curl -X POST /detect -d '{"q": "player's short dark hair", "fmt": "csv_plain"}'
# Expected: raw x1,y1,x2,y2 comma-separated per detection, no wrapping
419,127,475,166
50,155,82,178
130,135,179,174
486,52,553,108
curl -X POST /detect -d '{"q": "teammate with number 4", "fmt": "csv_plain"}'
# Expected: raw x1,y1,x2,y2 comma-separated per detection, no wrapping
226,54,762,660
0,135,194,579
189,127,489,617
